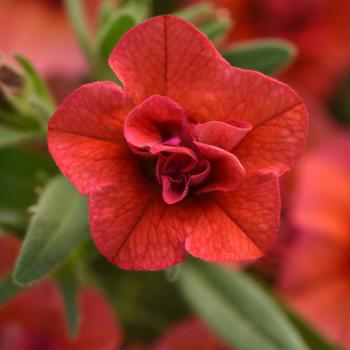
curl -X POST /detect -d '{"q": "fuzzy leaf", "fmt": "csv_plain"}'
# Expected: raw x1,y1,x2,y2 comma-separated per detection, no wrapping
0,127,42,149
13,176,89,286
179,261,309,350
222,39,296,75
57,267,79,337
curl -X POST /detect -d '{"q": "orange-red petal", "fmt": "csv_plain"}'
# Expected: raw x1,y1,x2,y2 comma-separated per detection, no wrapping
110,15,308,175
124,95,186,151
186,172,280,262
89,179,188,270
48,82,133,195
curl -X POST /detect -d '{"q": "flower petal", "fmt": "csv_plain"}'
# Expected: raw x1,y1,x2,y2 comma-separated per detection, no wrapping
48,82,133,195
110,15,307,175
290,135,350,241
156,150,198,205
89,180,187,270
185,172,280,262
194,120,251,151
124,95,186,150
279,232,350,350
68,288,122,350
0,234,21,279
195,142,245,194
153,318,230,350
279,233,349,295
161,174,190,205
109,15,229,109
234,102,308,175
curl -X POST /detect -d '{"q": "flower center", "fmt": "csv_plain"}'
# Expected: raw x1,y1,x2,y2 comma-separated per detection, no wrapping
124,95,248,205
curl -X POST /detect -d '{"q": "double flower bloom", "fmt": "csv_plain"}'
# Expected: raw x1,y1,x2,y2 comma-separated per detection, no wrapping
48,16,308,270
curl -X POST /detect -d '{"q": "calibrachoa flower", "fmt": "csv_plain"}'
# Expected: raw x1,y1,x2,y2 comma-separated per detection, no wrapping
48,16,308,270
0,234,121,350
279,135,350,349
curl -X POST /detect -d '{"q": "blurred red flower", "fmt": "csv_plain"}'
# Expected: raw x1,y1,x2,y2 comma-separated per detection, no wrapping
152,318,231,350
0,0,103,99
213,0,350,99
0,234,122,350
125,318,231,350
0,0,87,78
279,135,350,349
48,15,308,270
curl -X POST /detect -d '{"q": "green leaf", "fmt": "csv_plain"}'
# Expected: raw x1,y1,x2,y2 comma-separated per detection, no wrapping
121,0,151,22
165,264,182,283
13,176,90,286
15,55,54,104
57,266,79,337
0,147,56,210
222,39,297,75
0,209,28,233
173,2,214,24
198,18,232,44
95,11,137,62
0,275,23,303
98,1,115,29
64,0,92,59
15,55,55,129
0,127,42,149
29,95,55,129
179,261,309,350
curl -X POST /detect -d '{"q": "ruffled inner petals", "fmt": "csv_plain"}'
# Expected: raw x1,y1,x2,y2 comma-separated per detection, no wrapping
194,120,251,151
195,142,246,194
124,95,187,152
156,149,197,204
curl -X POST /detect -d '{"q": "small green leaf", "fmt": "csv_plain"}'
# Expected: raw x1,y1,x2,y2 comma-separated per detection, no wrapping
121,0,151,22
0,147,56,210
179,261,309,350
0,127,42,149
0,275,23,303
15,55,54,104
0,209,27,233
173,2,214,24
95,11,137,62
14,55,55,129
222,39,297,75
198,18,232,44
97,0,116,29
57,267,79,337
13,176,89,286
64,0,92,59
165,264,182,283
29,95,55,129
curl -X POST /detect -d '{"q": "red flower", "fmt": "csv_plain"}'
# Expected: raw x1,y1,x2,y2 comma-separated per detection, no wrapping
152,318,231,350
0,234,121,350
48,16,308,270
279,135,350,349
0,0,87,78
